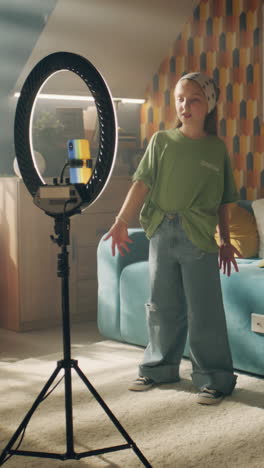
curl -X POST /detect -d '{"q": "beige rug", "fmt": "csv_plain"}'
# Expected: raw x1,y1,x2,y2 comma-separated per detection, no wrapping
1,340,264,468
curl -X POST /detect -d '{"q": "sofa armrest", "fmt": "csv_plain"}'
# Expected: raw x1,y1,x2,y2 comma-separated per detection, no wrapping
97,228,149,341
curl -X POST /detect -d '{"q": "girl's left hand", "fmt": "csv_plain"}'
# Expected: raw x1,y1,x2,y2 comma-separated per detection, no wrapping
219,243,243,277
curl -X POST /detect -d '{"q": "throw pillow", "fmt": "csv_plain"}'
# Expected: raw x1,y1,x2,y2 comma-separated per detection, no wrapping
252,199,264,258
215,202,259,258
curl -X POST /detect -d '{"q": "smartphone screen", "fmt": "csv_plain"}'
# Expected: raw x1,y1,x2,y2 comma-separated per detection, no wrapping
67,139,92,184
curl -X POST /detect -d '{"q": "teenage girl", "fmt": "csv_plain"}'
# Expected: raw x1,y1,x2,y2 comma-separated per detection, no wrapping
104,72,241,405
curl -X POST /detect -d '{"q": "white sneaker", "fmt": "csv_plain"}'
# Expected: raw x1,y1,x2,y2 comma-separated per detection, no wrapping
129,376,155,392
197,387,224,405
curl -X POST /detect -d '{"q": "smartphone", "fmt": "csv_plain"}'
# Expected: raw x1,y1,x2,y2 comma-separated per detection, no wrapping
67,139,92,184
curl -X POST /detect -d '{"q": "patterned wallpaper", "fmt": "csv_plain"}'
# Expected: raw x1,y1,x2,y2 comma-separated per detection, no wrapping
140,0,263,200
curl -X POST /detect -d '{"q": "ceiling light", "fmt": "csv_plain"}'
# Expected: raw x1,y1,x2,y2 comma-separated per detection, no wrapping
14,92,145,104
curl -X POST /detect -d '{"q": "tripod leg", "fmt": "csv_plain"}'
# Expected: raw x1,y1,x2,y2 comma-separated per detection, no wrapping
0,364,62,465
64,363,74,457
74,363,153,468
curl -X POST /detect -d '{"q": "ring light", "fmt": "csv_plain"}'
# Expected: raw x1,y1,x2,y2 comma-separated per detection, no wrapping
14,52,118,217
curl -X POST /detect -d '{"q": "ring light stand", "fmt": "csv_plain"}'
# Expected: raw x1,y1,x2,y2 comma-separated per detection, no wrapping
0,52,152,467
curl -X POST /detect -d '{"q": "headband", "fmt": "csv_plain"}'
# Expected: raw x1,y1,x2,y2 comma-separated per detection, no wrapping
179,72,219,113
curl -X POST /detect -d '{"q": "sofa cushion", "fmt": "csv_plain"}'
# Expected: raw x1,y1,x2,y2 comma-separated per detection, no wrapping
215,202,259,258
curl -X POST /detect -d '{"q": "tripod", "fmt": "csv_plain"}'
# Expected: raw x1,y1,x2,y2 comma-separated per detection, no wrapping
0,214,152,467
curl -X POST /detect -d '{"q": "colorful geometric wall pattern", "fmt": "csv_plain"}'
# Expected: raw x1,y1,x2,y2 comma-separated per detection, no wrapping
140,0,263,200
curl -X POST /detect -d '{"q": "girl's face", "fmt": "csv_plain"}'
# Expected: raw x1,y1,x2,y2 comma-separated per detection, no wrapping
174,79,208,130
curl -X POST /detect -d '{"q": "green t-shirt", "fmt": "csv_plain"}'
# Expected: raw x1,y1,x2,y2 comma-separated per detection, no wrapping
132,128,239,252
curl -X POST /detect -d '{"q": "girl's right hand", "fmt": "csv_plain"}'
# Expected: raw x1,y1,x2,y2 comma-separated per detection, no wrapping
104,220,133,256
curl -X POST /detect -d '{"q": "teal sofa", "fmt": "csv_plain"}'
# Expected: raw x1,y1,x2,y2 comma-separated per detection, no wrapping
97,203,264,377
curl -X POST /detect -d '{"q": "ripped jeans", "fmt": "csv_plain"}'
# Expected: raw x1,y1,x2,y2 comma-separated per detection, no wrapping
139,215,237,395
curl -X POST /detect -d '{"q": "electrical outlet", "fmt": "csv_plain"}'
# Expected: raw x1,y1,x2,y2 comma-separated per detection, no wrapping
251,314,264,334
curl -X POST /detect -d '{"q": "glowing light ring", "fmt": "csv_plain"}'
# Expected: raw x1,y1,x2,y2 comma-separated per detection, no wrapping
14,52,118,217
